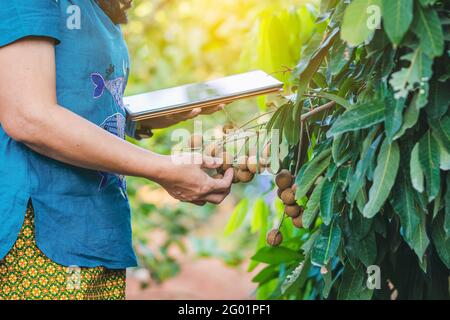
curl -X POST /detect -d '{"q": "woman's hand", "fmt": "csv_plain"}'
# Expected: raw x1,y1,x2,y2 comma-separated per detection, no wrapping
156,153,233,205
139,104,225,130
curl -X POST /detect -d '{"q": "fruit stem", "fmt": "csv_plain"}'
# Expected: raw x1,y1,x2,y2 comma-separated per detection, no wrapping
294,120,305,175
238,110,277,131
278,212,287,229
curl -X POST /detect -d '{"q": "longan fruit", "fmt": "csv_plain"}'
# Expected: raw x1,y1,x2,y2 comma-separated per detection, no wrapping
204,143,217,157
223,123,235,134
266,229,283,247
236,169,254,183
248,147,258,158
292,215,303,229
291,184,298,192
259,157,270,167
280,188,296,205
232,167,240,184
220,152,234,171
237,155,249,171
212,173,224,180
275,169,293,191
284,204,302,218
277,188,283,199
189,134,203,149
247,155,258,174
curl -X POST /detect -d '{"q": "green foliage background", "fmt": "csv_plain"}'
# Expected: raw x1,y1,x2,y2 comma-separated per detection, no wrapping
241,0,449,300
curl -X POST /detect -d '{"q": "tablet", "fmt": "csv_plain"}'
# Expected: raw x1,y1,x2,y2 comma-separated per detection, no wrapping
124,70,284,121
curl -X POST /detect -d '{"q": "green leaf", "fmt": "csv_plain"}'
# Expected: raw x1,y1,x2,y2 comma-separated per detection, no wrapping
384,94,406,142
224,198,249,236
426,79,450,121
332,133,352,167
252,265,278,285
391,170,428,264
320,178,338,226
321,266,333,299
382,0,413,45
445,174,450,238
295,151,332,200
418,130,441,202
251,246,302,265
413,5,444,58
337,262,374,300
389,48,433,100
329,41,354,76
251,198,269,234
431,212,450,269
363,139,400,218
393,92,424,140
430,115,450,154
419,0,437,6
295,28,339,101
349,230,377,267
410,143,425,193
318,91,352,109
328,99,385,137
341,0,382,46
302,179,324,229
284,103,301,145
281,258,311,295
348,134,382,204
434,133,450,171
321,0,339,13
311,216,341,266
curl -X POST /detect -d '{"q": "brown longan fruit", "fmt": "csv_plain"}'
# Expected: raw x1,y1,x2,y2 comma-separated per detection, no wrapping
237,155,249,171
280,188,296,205
275,169,293,191
223,123,235,134
189,134,203,149
247,155,258,174
277,188,283,199
266,229,283,247
236,169,254,183
232,167,240,184
220,152,234,171
204,143,218,157
284,204,302,218
292,215,303,229
212,173,224,180
248,147,258,158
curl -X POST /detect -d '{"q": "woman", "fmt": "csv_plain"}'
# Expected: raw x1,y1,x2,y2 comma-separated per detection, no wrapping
0,0,233,300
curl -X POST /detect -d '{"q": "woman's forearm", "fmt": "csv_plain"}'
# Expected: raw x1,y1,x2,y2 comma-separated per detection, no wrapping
19,103,169,183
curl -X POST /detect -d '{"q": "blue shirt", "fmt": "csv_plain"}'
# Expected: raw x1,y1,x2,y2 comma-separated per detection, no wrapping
0,0,137,268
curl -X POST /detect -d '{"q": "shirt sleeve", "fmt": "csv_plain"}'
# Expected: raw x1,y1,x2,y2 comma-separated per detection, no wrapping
0,0,61,48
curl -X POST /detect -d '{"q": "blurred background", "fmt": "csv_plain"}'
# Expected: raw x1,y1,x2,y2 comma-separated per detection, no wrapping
123,0,320,299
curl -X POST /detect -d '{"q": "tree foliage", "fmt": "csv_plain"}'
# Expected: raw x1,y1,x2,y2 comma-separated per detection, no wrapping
247,0,449,300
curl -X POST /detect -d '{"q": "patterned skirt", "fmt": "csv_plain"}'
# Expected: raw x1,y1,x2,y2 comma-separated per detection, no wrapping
0,204,126,300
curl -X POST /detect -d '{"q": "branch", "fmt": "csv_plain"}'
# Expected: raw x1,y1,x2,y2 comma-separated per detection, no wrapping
300,101,336,121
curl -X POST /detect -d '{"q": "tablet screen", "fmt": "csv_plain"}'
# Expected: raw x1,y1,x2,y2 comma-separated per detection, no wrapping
124,70,283,119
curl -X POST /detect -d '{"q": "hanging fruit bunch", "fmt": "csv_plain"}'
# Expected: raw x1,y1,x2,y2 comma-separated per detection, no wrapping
266,169,305,247
188,123,272,185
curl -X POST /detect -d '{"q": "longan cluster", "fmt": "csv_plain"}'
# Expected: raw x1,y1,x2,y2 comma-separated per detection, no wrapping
276,169,304,229
189,129,271,185
266,169,304,247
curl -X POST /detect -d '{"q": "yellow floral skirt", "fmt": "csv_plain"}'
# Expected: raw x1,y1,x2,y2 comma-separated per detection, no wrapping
0,204,126,300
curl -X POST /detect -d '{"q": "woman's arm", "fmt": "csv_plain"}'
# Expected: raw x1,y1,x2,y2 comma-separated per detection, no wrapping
0,37,233,204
